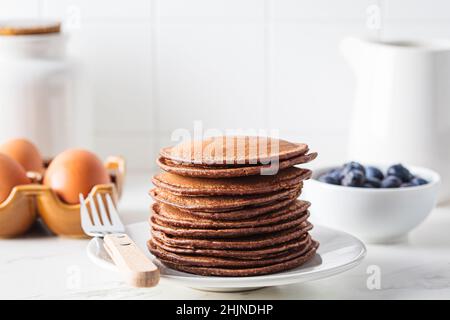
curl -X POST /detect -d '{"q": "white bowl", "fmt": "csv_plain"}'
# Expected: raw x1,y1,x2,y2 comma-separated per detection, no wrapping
302,165,441,244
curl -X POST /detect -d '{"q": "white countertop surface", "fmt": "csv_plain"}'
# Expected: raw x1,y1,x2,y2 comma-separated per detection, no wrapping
1,174,450,300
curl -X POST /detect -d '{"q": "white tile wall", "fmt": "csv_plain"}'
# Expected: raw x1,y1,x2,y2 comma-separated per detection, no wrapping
42,0,151,20
156,22,266,132
157,0,264,21
69,22,153,133
384,0,450,20
0,0,39,19
1,0,449,171
268,22,362,133
269,0,380,21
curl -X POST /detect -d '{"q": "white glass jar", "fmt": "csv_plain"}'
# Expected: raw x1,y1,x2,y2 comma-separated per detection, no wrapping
0,20,91,157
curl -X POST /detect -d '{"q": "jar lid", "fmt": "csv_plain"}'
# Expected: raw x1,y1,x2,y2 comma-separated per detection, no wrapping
0,19,61,36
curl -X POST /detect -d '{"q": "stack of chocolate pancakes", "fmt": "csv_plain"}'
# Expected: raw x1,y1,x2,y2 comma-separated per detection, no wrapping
148,136,319,277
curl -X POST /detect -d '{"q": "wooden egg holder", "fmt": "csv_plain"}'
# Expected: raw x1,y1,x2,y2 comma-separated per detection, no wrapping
0,156,126,238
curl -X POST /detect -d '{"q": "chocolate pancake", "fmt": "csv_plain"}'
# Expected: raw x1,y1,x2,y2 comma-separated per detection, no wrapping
151,200,310,229
160,136,309,166
149,185,302,212
157,152,318,178
155,243,319,277
148,237,315,268
151,223,313,250
152,167,311,196
150,211,310,238
186,197,302,221
149,234,311,260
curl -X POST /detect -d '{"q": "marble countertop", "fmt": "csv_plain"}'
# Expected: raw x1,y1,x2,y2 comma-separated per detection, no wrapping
1,174,450,300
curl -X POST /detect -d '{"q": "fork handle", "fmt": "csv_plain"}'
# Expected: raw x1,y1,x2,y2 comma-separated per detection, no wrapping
104,234,160,288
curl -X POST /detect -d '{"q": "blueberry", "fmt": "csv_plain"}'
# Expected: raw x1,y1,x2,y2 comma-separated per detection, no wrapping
318,174,340,185
342,170,365,187
401,182,415,188
381,176,402,188
346,161,365,172
327,168,342,181
387,164,413,182
365,166,384,180
364,177,382,188
340,161,365,179
411,177,428,186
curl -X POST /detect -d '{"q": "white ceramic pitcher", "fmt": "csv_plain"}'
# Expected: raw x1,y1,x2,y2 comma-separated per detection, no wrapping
341,37,450,202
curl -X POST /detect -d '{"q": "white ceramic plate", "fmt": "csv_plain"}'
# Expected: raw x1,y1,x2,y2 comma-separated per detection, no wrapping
87,222,366,292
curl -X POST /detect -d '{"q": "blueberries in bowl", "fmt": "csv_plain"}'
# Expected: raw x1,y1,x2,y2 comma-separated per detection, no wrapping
318,168,341,185
411,177,428,186
381,176,402,188
318,162,429,189
387,164,413,183
318,174,340,185
341,170,365,187
365,166,384,180
327,168,342,180
364,177,382,188
340,161,365,179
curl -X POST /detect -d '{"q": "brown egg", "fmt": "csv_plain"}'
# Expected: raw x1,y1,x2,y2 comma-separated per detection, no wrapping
0,154,30,203
44,149,110,205
0,138,44,173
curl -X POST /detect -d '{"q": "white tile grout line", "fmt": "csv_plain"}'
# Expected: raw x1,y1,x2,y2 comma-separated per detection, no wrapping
150,0,160,141
380,0,386,40
263,0,270,131
37,0,43,17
